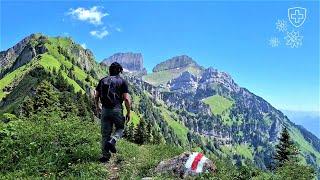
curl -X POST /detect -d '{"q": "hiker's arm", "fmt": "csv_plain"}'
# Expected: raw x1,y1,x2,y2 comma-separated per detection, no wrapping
94,90,101,115
123,93,131,121
95,80,102,115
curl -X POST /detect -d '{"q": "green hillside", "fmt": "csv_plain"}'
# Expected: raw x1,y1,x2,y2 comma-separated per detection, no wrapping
203,95,234,115
0,112,183,179
0,35,106,113
160,107,189,145
0,64,29,100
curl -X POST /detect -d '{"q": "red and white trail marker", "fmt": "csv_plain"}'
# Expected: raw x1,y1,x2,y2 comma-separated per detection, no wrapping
184,152,207,173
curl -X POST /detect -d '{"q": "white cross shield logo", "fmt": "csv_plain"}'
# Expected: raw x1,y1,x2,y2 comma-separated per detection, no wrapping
288,7,307,27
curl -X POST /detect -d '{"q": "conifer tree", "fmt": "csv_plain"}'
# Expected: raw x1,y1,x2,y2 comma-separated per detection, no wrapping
145,122,153,143
34,81,58,112
135,118,147,145
20,96,34,117
274,127,299,167
124,122,135,142
85,75,90,82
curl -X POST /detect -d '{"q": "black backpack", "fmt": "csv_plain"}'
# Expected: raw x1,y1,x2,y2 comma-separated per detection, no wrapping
100,76,121,108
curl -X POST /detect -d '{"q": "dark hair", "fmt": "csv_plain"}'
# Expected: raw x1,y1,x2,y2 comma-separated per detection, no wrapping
109,62,123,76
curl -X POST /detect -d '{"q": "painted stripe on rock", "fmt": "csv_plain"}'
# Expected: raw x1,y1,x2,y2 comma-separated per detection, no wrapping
184,152,206,173
191,153,203,171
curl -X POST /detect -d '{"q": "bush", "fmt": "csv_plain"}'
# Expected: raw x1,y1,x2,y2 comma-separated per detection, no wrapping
0,112,106,178
275,161,315,180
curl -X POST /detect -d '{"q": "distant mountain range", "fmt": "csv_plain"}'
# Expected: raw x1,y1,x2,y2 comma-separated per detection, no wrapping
282,110,320,138
0,34,319,176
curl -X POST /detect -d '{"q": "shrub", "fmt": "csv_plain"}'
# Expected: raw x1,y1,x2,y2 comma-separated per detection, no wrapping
0,112,106,178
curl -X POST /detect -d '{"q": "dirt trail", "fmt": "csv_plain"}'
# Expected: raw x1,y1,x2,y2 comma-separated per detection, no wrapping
105,156,120,180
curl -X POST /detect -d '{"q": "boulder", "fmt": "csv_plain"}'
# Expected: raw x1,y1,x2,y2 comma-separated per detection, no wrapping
155,152,216,178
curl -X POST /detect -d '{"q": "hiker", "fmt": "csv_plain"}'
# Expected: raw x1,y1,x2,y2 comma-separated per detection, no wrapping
95,62,131,163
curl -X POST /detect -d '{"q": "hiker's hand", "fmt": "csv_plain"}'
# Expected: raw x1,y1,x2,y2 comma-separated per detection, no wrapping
96,107,101,116
126,112,131,122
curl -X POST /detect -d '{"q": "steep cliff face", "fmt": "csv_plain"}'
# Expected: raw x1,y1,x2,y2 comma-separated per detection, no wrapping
0,35,49,78
101,52,145,72
168,71,198,92
70,45,96,71
0,34,40,70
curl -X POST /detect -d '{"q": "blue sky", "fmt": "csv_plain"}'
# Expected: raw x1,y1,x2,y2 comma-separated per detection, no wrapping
1,1,319,112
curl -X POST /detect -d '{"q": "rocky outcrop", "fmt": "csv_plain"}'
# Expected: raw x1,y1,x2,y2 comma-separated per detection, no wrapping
168,71,198,92
71,46,95,71
0,35,49,78
155,152,216,178
199,67,240,93
0,34,39,69
101,52,145,72
152,55,201,72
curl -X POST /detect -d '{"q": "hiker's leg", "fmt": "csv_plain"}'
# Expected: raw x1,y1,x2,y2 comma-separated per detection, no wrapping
112,109,125,140
106,109,125,154
101,108,113,158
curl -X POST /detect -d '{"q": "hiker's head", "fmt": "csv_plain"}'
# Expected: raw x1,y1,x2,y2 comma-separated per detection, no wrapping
109,62,123,76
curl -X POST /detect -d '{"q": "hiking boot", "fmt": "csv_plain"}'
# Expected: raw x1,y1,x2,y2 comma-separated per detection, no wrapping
99,154,111,163
107,138,117,153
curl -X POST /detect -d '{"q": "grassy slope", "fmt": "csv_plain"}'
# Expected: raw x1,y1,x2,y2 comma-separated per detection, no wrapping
203,95,234,115
1,36,91,102
221,144,254,161
111,140,183,179
203,95,234,126
46,38,94,89
0,113,184,179
0,65,29,100
39,54,84,93
0,74,38,114
142,65,202,86
203,95,254,161
159,107,189,145
289,126,320,164
0,36,106,118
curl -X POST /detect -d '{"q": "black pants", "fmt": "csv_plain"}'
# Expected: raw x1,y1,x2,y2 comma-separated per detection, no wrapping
101,108,125,157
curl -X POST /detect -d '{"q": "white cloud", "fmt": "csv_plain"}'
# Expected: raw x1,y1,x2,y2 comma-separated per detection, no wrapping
115,27,122,32
80,43,87,49
67,6,108,25
90,28,109,39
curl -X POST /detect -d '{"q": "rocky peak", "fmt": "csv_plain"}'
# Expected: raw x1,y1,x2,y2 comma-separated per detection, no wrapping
199,67,240,92
0,34,49,77
101,52,144,72
0,33,41,69
152,55,200,72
